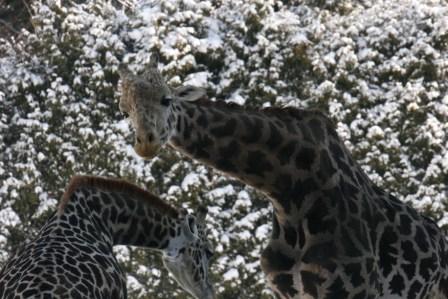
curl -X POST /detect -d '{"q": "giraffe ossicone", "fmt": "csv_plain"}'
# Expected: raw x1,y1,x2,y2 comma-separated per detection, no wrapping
0,175,215,299
119,63,448,299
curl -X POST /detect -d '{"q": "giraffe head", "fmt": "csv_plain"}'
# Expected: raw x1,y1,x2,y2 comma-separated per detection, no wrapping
119,58,206,159
163,206,215,299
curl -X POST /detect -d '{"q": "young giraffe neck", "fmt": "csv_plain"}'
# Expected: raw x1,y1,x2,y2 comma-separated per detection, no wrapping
169,100,365,222
59,176,180,249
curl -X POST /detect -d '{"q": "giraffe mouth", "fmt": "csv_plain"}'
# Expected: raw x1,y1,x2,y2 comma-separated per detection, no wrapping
202,284,216,299
134,142,161,159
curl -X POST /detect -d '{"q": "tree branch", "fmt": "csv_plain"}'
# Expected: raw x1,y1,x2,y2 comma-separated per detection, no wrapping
0,18,20,35
21,0,36,31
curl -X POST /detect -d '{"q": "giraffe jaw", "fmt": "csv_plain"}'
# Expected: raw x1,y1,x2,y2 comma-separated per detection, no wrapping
163,257,215,299
134,142,161,159
198,285,216,299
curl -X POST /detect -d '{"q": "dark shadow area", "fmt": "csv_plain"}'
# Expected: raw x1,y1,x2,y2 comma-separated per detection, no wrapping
0,0,34,38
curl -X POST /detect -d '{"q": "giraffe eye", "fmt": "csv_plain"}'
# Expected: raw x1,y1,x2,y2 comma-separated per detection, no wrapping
160,96,172,106
205,249,213,259
187,217,197,235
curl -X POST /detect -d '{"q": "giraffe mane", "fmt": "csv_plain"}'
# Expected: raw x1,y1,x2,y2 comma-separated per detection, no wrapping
191,98,334,127
58,175,179,217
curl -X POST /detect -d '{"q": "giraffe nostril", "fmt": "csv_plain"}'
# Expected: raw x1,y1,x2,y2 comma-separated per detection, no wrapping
136,137,141,143
148,133,154,142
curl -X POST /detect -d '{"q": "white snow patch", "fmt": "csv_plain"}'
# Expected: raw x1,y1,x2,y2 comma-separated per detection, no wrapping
127,275,144,291
223,268,239,281
255,224,270,240
227,90,246,105
35,193,58,216
0,208,21,228
114,245,130,262
183,71,209,87
367,125,385,139
207,185,235,199
37,152,46,162
181,173,201,191
233,190,252,210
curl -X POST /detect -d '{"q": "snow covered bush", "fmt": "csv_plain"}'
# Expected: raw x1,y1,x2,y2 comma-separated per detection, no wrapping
304,1,448,223
0,0,447,298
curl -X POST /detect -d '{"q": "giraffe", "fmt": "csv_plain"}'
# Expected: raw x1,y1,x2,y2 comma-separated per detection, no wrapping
0,175,215,299
117,62,448,299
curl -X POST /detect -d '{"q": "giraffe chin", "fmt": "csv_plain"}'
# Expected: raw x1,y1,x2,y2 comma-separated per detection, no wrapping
199,287,215,299
134,143,160,160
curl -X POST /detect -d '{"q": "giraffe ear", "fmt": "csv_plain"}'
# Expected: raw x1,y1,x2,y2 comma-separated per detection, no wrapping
149,53,159,68
173,85,207,102
197,206,208,225
118,63,132,80
183,214,199,241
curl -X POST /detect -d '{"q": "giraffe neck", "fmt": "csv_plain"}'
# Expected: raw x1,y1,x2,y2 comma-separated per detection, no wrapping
169,100,367,221
58,176,180,250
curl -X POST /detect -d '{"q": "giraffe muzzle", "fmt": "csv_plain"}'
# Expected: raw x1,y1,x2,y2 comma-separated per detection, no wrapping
201,288,216,299
134,142,161,159
192,283,215,299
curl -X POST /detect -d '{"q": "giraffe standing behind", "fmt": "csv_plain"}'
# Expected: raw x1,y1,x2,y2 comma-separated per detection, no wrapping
118,62,448,299
0,175,215,299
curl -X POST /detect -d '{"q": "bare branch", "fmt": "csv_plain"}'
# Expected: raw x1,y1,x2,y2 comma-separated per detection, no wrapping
21,0,36,31
0,18,20,35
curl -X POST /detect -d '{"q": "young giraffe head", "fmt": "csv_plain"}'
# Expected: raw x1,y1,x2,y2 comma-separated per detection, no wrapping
164,206,215,299
118,58,206,159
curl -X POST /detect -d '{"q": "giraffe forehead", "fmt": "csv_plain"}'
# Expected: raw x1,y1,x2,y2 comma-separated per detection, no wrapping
121,77,169,107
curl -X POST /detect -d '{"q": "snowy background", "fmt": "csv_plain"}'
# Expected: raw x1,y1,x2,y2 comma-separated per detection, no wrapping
0,0,447,298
